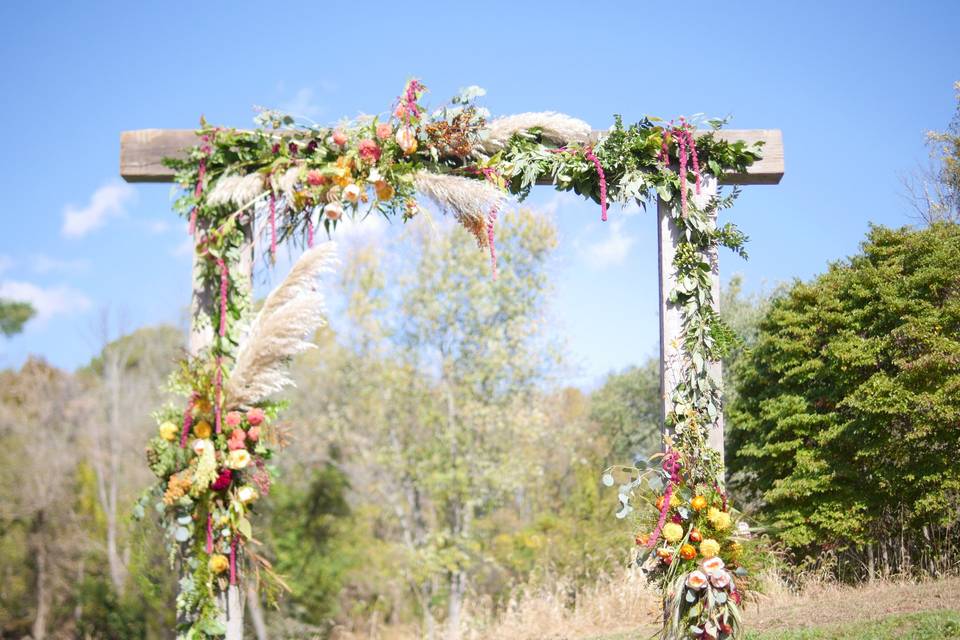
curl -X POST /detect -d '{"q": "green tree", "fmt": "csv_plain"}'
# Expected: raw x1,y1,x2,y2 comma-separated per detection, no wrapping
728,224,960,578
311,211,559,640
0,298,34,336
589,360,660,464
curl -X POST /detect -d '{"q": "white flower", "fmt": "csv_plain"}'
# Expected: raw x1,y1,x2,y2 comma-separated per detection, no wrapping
192,439,211,456
343,183,361,203
237,485,258,503
323,201,343,220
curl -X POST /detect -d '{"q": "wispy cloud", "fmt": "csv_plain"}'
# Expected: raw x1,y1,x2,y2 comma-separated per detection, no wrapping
279,87,324,120
30,254,91,274
62,180,137,238
579,218,636,269
146,219,171,235
0,280,92,324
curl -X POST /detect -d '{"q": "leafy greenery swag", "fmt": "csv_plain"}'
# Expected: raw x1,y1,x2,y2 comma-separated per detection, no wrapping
151,79,762,638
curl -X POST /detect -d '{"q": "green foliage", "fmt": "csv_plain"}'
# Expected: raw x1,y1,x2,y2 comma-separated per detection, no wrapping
590,361,661,464
262,463,355,627
729,224,960,563
75,576,147,639
0,298,34,336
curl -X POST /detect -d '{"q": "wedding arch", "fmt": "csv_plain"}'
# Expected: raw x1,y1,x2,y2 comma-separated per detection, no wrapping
120,80,784,640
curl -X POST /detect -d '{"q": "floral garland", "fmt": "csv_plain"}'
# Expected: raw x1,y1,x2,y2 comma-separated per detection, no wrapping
142,79,762,639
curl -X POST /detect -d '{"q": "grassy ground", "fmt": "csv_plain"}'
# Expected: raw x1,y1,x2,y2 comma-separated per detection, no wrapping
589,578,960,640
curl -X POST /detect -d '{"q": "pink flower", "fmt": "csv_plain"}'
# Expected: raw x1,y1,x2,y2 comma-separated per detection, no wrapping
225,411,243,429
685,570,708,590
228,429,247,450
306,170,325,186
246,408,265,426
211,468,232,491
332,130,347,146
358,139,381,163
702,557,725,573
247,426,260,442
376,123,392,140
709,570,732,589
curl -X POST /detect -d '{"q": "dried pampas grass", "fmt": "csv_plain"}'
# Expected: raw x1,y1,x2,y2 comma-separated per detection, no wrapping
275,166,301,201
414,171,504,246
225,242,337,408
481,112,593,153
207,173,267,207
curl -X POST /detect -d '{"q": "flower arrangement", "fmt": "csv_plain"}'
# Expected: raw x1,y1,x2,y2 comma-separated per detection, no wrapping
604,453,758,640
147,79,763,639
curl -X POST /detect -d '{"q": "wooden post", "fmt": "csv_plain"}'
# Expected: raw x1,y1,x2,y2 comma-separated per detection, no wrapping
657,176,724,463
188,219,254,639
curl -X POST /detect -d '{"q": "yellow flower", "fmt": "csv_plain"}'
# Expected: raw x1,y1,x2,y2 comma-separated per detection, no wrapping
375,180,395,201
700,538,721,558
727,541,743,559
662,522,684,544
228,449,250,470
237,485,258,504
193,420,212,439
194,398,212,415
208,554,229,574
690,495,708,511
159,421,178,442
708,507,732,531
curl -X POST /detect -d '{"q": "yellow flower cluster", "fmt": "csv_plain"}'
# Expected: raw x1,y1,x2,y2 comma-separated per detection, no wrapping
707,507,731,531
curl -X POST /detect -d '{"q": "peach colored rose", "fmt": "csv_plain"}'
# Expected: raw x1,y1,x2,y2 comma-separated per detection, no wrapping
332,130,347,146
685,570,708,590
357,139,381,163
343,183,361,203
247,426,260,442
306,169,325,186
376,122,392,139
246,408,265,426
702,556,725,573
323,201,343,221
709,569,731,589
395,127,417,155
225,411,243,428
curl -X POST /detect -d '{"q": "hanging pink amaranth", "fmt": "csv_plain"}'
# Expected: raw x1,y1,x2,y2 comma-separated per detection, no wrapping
179,394,197,448
217,257,229,338
583,147,608,222
214,356,223,434
307,216,315,248
205,513,214,554
646,451,682,550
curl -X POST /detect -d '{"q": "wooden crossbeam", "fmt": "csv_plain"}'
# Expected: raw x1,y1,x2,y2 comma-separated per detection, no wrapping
119,128,784,185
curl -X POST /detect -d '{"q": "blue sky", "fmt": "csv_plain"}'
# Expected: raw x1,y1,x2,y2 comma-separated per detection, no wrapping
0,1,957,385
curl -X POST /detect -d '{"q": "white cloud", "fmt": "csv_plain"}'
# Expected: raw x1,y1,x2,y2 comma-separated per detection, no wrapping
146,219,171,234
30,254,90,274
279,87,324,120
579,218,636,269
0,255,13,275
0,280,92,324
62,180,137,238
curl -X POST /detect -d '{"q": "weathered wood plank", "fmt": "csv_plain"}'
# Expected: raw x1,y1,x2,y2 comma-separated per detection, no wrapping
657,176,725,464
120,128,784,185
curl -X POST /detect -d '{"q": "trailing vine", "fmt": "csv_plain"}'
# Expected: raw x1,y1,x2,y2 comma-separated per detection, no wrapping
144,79,762,639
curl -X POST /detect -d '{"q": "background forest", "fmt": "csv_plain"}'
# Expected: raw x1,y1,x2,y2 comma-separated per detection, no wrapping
1,82,958,640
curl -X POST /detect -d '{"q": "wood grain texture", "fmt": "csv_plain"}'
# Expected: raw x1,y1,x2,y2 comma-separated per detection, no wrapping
120,128,784,185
